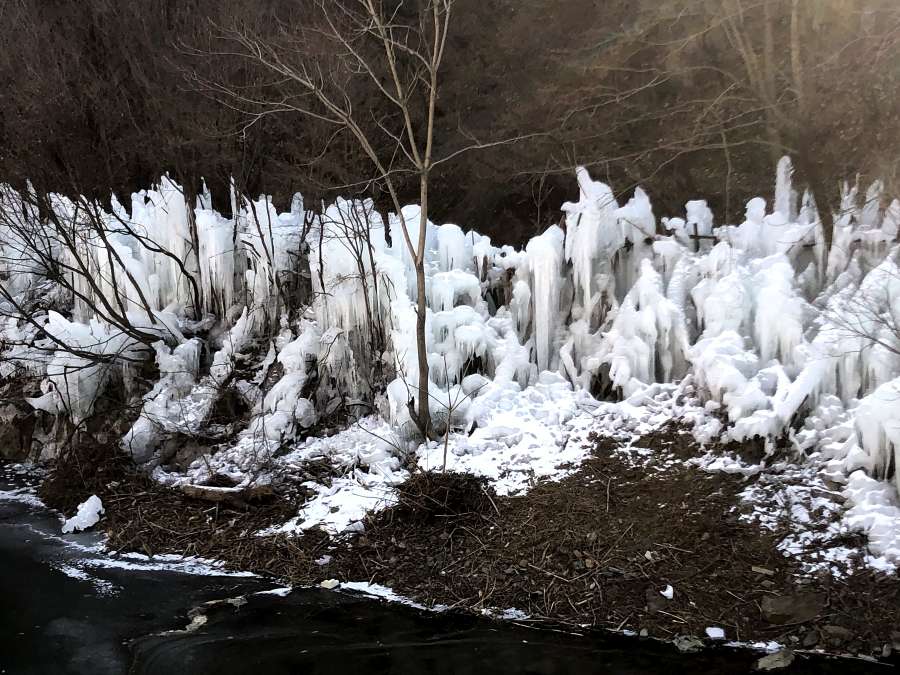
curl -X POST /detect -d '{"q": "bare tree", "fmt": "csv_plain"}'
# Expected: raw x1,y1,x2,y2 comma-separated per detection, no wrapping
199,0,536,438
536,0,900,244
0,187,187,355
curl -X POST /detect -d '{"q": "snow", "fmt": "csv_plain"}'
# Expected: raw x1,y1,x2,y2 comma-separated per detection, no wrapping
0,486,45,508
706,627,725,640
339,581,448,612
843,470,900,567
417,372,595,495
51,562,119,596
61,495,104,534
660,584,674,600
284,477,398,535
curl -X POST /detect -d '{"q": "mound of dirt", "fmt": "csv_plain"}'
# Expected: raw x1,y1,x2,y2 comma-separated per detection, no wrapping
378,472,498,526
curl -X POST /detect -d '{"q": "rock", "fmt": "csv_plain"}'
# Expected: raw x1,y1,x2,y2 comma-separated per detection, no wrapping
639,628,649,638
755,649,795,671
673,635,704,653
822,625,854,646
882,644,892,658
0,403,35,461
801,630,819,648
162,434,212,469
761,592,825,624
319,579,340,590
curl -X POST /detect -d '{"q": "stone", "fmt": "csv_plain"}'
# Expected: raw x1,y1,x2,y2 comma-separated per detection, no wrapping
639,629,649,638
755,649,795,671
0,403,35,461
822,625,854,646
162,433,214,470
673,635,704,653
800,630,819,648
760,593,825,624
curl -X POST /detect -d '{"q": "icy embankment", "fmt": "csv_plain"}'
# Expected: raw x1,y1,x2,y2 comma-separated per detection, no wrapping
3,156,900,572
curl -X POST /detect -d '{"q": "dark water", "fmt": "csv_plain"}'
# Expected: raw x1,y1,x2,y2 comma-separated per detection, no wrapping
0,466,889,675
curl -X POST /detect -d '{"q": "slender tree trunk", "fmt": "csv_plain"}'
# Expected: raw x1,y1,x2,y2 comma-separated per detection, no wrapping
415,174,431,437
795,148,834,252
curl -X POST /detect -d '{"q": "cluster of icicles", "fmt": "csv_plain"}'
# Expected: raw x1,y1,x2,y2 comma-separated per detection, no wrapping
1,157,899,490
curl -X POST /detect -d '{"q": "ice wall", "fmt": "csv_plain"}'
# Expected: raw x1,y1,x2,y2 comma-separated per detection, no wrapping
4,157,900,497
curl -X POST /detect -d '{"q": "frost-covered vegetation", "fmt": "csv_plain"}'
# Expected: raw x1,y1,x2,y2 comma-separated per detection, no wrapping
2,156,900,562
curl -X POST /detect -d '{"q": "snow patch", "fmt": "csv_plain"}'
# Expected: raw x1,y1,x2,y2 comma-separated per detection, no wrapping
61,495,104,534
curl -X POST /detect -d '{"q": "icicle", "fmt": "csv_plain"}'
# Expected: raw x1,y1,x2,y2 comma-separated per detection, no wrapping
561,167,622,310
774,156,796,222
436,224,473,273
525,225,565,372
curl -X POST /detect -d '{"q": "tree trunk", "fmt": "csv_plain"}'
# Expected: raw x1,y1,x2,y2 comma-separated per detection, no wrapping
415,175,431,437
415,256,430,436
795,147,834,252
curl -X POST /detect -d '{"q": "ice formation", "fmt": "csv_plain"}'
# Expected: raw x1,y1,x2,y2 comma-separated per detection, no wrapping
2,157,900,560
61,495,105,533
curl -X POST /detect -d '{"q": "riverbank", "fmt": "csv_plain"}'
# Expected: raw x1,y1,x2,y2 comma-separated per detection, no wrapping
31,422,900,669
8,475,885,675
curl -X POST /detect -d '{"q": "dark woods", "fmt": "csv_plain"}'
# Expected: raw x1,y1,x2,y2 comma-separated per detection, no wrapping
1,0,898,245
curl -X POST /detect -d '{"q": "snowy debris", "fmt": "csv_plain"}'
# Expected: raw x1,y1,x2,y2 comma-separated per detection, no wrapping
706,626,726,640
61,495,104,533
482,607,530,621
275,473,400,537
183,614,208,632
50,562,119,596
339,581,449,613
319,579,340,590
843,470,900,570
0,486,45,508
660,585,674,600
256,586,293,597
44,536,259,580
